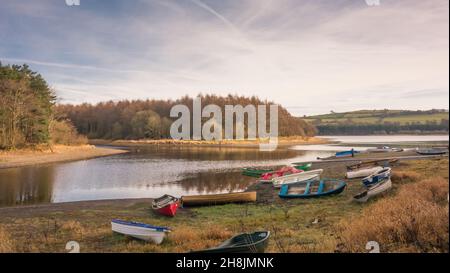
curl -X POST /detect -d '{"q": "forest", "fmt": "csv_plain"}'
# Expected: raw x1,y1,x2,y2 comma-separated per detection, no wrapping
0,63,86,149
56,95,317,140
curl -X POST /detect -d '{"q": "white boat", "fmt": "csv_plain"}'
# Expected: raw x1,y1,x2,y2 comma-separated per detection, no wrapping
346,166,383,179
367,146,403,153
353,178,392,203
111,219,170,244
272,169,323,188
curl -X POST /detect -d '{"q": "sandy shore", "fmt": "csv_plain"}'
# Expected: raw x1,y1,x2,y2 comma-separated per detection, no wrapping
89,136,330,148
0,145,128,169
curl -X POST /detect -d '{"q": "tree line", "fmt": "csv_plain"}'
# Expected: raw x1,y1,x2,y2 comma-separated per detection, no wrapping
56,95,317,140
0,63,86,149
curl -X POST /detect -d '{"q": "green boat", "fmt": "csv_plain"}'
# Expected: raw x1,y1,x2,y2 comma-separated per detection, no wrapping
241,168,273,177
242,163,312,177
292,162,312,171
190,231,270,253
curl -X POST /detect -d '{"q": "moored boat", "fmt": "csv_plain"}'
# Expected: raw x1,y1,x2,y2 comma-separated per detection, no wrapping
260,166,302,181
416,148,448,156
271,169,323,188
362,167,391,187
335,149,359,158
152,194,180,217
190,231,270,253
291,162,312,171
353,178,392,203
181,191,257,207
279,179,346,198
346,166,383,179
111,219,170,244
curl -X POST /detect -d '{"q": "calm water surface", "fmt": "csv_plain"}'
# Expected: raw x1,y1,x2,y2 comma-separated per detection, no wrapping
0,135,448,207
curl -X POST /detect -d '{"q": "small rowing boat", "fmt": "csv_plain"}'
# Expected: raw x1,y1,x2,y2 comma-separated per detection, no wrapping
260,166,302,181
335,149,359,158
346,166,383,179
353,178,392,203
152,194,180,217
291,162,312,171
416,148,448,156
242,168,273,177
111,219,170,244
367,146,403,153
190,231,270,253
362,167,391,187
181,191,257,207
346,159,398,171
279,179,346,198
271,169,323,188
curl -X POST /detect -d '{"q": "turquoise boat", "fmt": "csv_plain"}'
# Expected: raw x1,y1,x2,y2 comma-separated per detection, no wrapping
335,149,359,158
279,179,346,198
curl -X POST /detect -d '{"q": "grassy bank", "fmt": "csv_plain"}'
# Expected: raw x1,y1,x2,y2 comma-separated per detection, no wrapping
0,145,128,169
0,156,447,253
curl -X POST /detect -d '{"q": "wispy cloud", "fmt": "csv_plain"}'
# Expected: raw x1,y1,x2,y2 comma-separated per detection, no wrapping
0,0,448,115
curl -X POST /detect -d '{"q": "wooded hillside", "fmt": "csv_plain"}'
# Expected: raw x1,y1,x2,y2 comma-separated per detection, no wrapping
56,95,317,140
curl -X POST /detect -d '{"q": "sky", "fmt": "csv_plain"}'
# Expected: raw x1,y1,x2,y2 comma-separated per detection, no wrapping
0,0,448,116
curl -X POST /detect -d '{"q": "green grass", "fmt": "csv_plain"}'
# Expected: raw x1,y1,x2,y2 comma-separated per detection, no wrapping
304,110,449,125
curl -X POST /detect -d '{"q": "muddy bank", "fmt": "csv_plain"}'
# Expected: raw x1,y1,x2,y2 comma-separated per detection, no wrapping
0,145,128,169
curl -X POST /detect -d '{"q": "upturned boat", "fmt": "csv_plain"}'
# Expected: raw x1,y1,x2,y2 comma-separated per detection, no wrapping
279,179,346,198
335,149,359,158
181,191,257,207
111,219,170,244
362,167,391,187
271,169,323,188
190,231,270,253
152,194,180,217
353,178,392,202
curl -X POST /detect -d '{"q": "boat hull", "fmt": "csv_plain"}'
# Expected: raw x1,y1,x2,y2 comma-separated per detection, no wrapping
279,179,346,198
156,202,179,217
346,166,383,179
111,220,169,244
272,169,323,188
362,167,391,187
181,192,257,207
190,231,270,253
152,195,180,217
354,178,392,203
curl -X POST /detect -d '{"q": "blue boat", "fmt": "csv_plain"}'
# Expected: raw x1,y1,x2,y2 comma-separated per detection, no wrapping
362,167,391,187
279,179,346,198
335,149,359,158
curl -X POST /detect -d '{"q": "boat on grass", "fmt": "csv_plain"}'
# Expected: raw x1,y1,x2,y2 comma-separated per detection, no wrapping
354,178,392,203
291,162,312,171
346,159,398,171
271,169,323,188
346,166,383,179
335,149,359,158
152,194,180,217
260,166,302,181
416,148,448,156
367,146,403,153
279,179,346,198
242,168,273,177
111,219,170,244
190,231,270,253
181,191,257,207
243,163,312,178
362,167,391,187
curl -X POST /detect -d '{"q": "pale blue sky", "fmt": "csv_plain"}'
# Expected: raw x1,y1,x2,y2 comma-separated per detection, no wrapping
1,0,448,115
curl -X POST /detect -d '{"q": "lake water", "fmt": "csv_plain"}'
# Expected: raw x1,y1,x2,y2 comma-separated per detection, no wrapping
0,135,448,207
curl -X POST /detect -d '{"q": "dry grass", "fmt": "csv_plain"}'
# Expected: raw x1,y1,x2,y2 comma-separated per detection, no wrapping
0,226,15,252
337,177,449,253
391,171,421,184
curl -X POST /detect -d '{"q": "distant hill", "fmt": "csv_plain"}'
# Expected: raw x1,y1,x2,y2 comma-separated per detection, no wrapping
303,109,449,135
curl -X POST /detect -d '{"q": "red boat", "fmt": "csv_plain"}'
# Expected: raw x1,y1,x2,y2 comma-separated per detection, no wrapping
152,195,180,217
260,166,303,181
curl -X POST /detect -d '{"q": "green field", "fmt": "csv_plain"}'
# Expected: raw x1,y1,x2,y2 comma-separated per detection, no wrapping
304,110,449,125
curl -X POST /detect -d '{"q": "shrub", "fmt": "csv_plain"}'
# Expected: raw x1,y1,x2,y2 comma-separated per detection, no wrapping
49,119,87,145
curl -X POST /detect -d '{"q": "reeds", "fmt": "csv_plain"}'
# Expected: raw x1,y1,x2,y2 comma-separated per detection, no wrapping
337,177,449,253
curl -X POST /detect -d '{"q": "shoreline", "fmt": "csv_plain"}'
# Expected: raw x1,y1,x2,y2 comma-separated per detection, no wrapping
89,136,330,148
0,145,128,169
